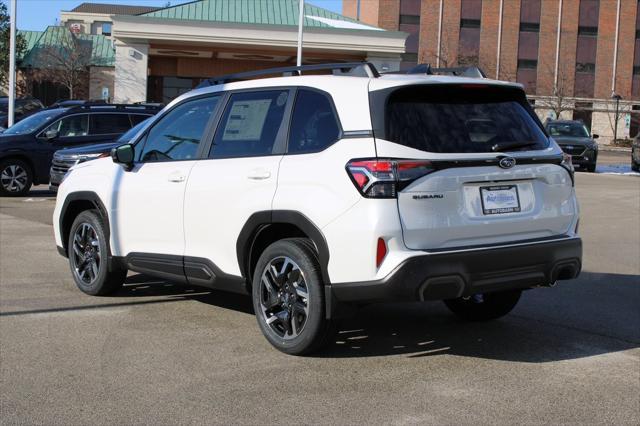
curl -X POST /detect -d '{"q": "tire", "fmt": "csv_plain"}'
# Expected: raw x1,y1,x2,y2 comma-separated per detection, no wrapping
632,162,640,172
586,163,596,173
0,158,32,197
252,238,333,355
444,289,522,321
68,210,127,296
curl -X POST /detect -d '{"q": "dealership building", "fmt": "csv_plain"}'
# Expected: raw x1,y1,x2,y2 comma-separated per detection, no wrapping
54,1,407,104
343,0,640,141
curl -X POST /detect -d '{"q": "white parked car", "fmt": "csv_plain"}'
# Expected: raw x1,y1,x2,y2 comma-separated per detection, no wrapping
53,63,582,355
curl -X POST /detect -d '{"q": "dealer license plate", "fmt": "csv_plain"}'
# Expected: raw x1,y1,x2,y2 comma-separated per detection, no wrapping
480,185,521,215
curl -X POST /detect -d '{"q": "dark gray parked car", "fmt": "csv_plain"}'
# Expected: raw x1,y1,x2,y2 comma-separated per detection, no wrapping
546,120,599,172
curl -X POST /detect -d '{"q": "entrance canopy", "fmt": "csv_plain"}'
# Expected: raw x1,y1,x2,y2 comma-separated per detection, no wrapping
111,0,407,103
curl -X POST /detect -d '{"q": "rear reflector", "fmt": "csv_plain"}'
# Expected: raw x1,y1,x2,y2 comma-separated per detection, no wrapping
376,238,387,268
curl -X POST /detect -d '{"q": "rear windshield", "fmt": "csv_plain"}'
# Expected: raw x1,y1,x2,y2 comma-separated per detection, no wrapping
383,85,549,153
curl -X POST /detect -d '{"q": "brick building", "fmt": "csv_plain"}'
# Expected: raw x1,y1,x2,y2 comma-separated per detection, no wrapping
344,0,640,143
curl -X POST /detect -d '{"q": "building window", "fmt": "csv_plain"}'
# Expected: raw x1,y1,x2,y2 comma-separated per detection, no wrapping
519,22,540,32
516,0,541,94
399,15,420,25
399,0,421,70
460,19,481,28
576,63,596,73
458,0,481,66
101,23,112,36
574,0,600,97
517,59,538,69
578,26,598,36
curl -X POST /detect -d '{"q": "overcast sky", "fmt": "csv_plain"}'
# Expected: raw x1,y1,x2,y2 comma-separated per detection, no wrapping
3,0,343,32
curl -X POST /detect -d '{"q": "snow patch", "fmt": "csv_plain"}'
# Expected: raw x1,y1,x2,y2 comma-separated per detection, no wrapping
305,15,385,31
593,164,640,176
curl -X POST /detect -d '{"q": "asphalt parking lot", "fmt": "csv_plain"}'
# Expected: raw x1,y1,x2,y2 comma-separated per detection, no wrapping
1,155,638,425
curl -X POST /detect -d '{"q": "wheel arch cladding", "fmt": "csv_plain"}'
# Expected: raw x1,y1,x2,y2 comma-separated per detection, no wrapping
60,191,110,256
237,211,331,286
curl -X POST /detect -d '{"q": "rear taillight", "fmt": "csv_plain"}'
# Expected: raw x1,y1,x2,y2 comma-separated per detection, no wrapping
560,152,575,186
346,159,434,198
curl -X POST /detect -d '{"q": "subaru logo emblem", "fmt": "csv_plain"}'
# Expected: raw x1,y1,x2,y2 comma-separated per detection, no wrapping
498,157,516,169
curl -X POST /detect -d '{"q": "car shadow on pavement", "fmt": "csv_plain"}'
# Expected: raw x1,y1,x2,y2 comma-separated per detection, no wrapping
116,273,254,315
117,271,639,362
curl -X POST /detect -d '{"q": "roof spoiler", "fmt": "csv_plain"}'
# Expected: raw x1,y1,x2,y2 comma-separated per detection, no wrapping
406,64,486,78
197,62,380,88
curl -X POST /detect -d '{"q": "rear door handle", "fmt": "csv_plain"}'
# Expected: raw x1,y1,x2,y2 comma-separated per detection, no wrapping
168,171,186,183
247,169,271,180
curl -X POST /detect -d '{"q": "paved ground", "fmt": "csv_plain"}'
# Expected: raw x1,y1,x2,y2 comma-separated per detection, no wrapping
1,171,638,425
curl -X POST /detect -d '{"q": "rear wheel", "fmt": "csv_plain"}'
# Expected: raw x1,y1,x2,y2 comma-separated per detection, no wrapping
252,238,333,355
0,159,32,196
68,210,127,296
444,289,521,321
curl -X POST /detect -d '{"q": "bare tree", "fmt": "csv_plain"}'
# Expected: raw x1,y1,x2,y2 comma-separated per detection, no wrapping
601,99,631,143
35,33,91,99
535,64,574,120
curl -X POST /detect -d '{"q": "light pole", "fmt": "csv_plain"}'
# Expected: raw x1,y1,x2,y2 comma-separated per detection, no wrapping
611,93,622,143
296,0,304,67
8,0,17,128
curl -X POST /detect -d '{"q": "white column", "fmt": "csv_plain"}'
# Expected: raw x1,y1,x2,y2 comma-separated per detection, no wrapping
114,41,149,104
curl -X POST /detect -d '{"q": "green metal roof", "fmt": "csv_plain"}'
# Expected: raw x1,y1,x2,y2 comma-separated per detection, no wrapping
140,0,384,31
17,30,43,59
19,26,115,68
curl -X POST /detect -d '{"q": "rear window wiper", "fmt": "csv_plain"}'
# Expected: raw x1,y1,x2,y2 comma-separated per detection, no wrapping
491,141,538,152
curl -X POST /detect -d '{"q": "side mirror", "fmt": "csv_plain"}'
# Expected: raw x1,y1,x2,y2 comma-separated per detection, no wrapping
44,129,58,140
592,134,599,139
111,144,134,170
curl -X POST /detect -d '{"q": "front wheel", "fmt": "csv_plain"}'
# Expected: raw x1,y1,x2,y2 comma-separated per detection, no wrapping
252,238,333,355
586,163,597,173
68,210,127,296
0,158,32,196
444,289,522,321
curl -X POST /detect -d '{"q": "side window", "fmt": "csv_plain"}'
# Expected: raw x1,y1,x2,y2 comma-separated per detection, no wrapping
138,96,219,162
45,114,89,137
90,114,131,135
288,90,340,154
210,90,288,159
130,114,150,126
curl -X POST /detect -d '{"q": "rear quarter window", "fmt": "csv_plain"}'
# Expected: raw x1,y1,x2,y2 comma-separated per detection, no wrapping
380,85,549,153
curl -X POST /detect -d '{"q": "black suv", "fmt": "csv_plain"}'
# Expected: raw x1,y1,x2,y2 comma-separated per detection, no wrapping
0,103,160,196
545,120,599,172
0,97,45,130
49,117,152,190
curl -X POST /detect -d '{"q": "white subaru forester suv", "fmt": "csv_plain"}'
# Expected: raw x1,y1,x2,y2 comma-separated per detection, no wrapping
53,63,582,355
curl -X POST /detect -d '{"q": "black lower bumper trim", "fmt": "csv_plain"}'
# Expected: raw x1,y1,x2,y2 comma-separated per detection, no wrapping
331,237,582,303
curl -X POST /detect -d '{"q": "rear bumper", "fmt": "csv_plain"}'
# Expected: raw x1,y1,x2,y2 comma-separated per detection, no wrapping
331,236,582,303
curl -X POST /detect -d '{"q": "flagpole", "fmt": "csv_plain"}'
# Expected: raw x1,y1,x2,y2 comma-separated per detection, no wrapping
8,0,17,127
296,0,304,67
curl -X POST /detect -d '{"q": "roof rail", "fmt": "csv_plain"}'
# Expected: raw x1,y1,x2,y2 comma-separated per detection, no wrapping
64,103,163,112
407,64,486,78
197,62,380,88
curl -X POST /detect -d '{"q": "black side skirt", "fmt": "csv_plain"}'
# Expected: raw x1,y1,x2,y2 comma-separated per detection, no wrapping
114,253,248,295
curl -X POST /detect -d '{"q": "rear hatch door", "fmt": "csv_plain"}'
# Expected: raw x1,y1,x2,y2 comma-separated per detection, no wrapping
370,82,577,250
